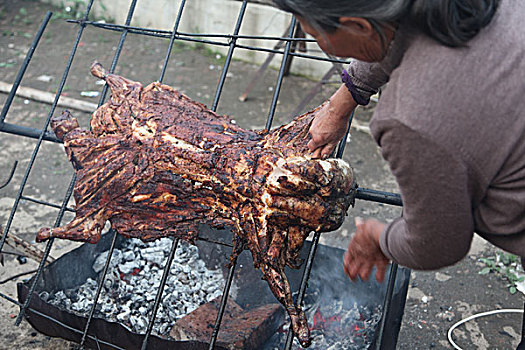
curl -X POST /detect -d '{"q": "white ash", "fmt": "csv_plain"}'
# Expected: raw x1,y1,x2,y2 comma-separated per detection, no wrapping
41,238,228,336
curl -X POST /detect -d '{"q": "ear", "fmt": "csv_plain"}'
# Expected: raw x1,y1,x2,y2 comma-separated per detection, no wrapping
338,17,374,36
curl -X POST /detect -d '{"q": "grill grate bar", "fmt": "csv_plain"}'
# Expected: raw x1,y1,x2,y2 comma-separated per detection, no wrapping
211,0,248,111
208,257,238,349
265,17,297,131
375,263,399,350
75,0,140,346
158,0,187,83
15,169,77,325
1,0,95,285
141,238,180,350
284,230,322,348
207,2,249,346
0,12,52,125
0,292,20,305
0,161,18,190
67,19,317,42
79,230,119,347
336,110,354,158
20,195,75,212
96,1,138,108
65,20,351,65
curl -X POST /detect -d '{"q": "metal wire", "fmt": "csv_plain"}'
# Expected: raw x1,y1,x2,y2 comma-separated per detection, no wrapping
68,19,317,42
0,1,407,349
19,195,75,212
78,1,139,346
141,238,180,350
207,2,249,347
65,20,351,65
0,12,52,125
284,230,322,349
266,17,297,131
208,260,238,350
0,2,95,326
79,230,119,348
158,0,187,83
0,161,18,190
211,1,248,111
375,263,399,350
139,4,188,347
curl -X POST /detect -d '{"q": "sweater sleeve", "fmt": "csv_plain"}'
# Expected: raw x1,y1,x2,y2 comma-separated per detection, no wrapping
346,60,392,105
371,119,475,270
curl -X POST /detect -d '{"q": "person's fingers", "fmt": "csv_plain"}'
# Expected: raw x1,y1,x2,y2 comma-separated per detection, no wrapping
359,262,373,281
320,143,336,159
307,139,319,152
347,257,360,281
309,142,336,159
375,260,389,283
312,147,323,159
343,253,350,277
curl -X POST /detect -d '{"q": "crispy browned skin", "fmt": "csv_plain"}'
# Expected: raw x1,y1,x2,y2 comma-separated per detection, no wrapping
37,62,357,347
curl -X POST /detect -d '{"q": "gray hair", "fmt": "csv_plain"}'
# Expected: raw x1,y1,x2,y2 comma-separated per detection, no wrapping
272,0,499,47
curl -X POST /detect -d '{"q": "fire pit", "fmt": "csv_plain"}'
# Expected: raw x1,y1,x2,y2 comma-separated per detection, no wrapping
17,225,409,349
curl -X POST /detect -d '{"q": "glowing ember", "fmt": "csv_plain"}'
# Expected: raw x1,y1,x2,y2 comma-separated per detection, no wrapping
265,289,383,349
311,308,341,331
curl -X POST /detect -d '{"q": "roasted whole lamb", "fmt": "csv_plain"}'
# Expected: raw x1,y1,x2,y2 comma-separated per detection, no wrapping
37,63,357,347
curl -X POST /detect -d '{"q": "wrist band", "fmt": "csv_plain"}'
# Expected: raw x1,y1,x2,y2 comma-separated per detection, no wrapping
341,69,369,106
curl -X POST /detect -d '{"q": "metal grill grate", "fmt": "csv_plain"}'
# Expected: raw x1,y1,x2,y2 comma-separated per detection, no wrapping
0,1,404,349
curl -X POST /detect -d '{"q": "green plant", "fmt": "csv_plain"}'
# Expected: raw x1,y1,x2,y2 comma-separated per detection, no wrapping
479,252,524,294
0,62,15,68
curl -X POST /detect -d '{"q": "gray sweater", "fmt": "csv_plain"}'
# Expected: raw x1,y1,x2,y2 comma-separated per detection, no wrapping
347,0,525,269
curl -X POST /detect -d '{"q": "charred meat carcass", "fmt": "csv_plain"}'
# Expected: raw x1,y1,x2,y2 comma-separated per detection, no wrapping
37,63,357,347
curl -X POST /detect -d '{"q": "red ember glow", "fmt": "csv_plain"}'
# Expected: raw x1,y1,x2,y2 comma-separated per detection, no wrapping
311,308,341,331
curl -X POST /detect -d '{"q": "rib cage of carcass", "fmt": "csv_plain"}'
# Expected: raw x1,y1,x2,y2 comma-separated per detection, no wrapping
36,62,357,347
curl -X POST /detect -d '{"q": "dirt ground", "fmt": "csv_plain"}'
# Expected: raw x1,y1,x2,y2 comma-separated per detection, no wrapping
0,1,524,349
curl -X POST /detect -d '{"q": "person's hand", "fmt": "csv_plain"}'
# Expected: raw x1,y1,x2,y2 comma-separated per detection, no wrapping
308,102,349,159
343,217,390,282
308,84,357,159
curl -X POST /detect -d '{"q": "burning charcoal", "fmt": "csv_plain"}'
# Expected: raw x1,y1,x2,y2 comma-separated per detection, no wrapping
158,323,170,335
86,278,97,288
122,250,135,261
117,310,131,322
206,290,222,303
130,315,148,333
46,239,227,337
119,261,140,275
93,249,122,273
38,291,49,302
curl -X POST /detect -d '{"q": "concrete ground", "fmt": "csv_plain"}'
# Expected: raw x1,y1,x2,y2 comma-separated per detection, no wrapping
0,1,524,349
